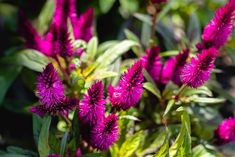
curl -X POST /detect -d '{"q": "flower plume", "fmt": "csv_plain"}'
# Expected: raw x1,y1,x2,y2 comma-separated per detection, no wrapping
79,81,105,126
108,61,143,110
197,1,235,50
90,114,119,150
181,47,218,88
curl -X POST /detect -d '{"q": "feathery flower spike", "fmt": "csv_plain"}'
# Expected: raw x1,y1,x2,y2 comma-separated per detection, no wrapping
78,81,106,126
214,117,235,144
108,61,143,110
89,114,119,150
181,47,218,88
68,0,94,42
197,0,235,50
36,63,64,107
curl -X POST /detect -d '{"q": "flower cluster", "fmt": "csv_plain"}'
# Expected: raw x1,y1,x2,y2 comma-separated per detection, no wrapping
78,61,144,150
141,47,189,90
30,63,78,117
19,0,94,57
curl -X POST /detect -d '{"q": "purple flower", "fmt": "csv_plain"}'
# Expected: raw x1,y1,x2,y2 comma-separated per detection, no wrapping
30,97,79,117
36,63,64,108
141,46,162,82
181,47,218,88
68,0,94,42
108,61,143,110
89,114,119,151
30,63,78,117
172,49,189,86
78,81,106,126
214,117,235,144
19,0,74,57
197,1,235,50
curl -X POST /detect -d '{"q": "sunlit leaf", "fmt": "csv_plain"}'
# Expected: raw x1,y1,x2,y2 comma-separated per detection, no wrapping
119,131,143,157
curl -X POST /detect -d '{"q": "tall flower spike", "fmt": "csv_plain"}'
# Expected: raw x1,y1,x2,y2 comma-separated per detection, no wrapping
108,61,144,110
214,117,235,144
141,46,162,82
36,63,64,108
79,81,106,126
197,1,235,50
181,47,218,88
69,5,94,42
89,114,119,151
172,49,189,86
151,0,167,4
46,0,73,57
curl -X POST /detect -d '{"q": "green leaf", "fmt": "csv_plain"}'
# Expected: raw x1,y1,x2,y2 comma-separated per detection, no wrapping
99,0,116,13
87,37,98,60
143,82,161,99
119,0,139,18
37,0,55,34
191,96,225,104
110,143,119,157
155,132,169,157
124,29,139,43
6,146,37,156
0,154,28,157
192,145,221,157
169,108,191,157
92,70,118,80
182,86,213,97
133,13,151,25
38,116,51,157
160,50,179,57
119,131,143,157
124,29,143,57
0,65,22,105
33,114,43,145
1,49,49,72
96,40,138,69
163,100,175,117
119,115,140,121
60,131,69,156
97,40,119,56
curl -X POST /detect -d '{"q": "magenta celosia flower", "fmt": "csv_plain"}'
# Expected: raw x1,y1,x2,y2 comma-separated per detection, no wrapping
19,0,73,57
181,47,218,88
214,117,235,144
36,63,64,108
171,49,189,86
78,81,106,126
30,63,78,116
197,0,235,50
30,97,79,117
108,61,143,110
141,46,162,82
89,114,119,151
68,0,94,42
